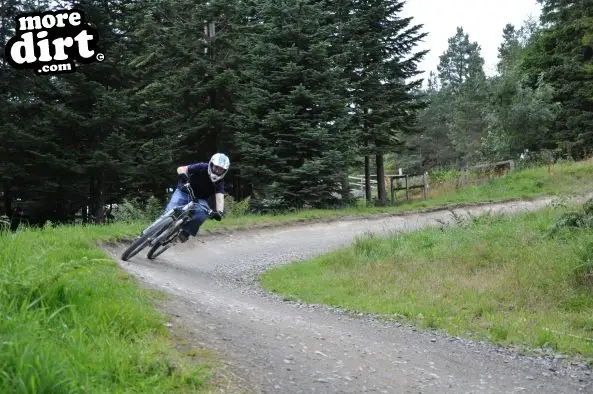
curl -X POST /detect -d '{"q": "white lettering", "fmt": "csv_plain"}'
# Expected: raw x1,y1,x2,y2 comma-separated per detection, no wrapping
9,10,99,74
40,63,72,73
41,14,55,29
36,31,52,62
69,12,81,26
74,30,94,58
52,37,73,61
55,13,69,27
17,12,83,31
10,32,36,64
18,16,41,31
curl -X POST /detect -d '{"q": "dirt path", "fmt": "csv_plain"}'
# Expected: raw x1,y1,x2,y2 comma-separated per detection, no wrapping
105,196,593,393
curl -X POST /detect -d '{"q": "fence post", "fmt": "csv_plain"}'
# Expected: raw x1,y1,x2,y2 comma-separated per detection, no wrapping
460,168,468,186
405,175,409,200
360,178,364,201
390,177,395,206
423,171,428,200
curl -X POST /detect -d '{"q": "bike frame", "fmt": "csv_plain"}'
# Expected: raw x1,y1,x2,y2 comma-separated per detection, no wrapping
149,180,213,246
121,174,217,261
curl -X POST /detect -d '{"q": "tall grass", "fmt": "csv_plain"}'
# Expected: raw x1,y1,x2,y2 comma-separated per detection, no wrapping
94,159,593,236
0,223,213,393
260,202,593,361
425,158,593,202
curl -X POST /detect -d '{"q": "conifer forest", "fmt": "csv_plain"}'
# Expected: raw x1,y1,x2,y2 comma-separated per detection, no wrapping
1,0,591,225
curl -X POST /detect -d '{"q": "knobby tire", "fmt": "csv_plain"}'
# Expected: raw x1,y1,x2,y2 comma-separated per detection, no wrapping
120,216,174,261
146,242,170,260
146,218,185,260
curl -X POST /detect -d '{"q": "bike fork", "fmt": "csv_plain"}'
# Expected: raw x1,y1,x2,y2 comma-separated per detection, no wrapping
154,218,186,245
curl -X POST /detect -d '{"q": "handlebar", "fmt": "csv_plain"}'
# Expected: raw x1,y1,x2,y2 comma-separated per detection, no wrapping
177,172,219,219
178,172,197,202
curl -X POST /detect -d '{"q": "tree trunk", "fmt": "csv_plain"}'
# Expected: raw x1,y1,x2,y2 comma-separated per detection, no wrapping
94,170,105,223
3,182,11,218
9,207,22,232
376,153,386,205
364,155,371,202
55,185,63,222
82,204,88,223
340,172,350,203
89,176,95,223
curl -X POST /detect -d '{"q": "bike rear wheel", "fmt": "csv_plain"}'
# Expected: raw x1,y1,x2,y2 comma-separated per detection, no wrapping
146,241,171,260
120,216,174,261
146,218,186,260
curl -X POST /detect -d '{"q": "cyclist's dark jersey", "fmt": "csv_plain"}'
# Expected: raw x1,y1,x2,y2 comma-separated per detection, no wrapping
176,162,224,199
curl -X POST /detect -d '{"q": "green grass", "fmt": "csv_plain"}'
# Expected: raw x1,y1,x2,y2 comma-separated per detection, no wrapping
106,160,593,235
260,204,593,361
197,159,593,232
3,159,593,393
0,223,217,393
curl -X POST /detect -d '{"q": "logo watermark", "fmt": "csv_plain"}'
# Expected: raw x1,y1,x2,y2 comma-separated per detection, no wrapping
4,9,104,75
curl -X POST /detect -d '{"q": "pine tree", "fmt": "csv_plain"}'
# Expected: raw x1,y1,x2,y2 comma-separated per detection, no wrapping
128,0,245,198
437,27,485,92
522,0,593,158
343,0,428,204
497,24,522,74
436,27,488,165
482,20,560,160
234,0,354,209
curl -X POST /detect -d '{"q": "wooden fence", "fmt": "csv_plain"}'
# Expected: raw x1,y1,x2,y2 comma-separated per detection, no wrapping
348,172,429,205
389,172,429,205
348,159,515,204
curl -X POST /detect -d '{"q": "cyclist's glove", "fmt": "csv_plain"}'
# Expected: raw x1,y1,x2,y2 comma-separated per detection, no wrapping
178,172,190,183
210,211,223,221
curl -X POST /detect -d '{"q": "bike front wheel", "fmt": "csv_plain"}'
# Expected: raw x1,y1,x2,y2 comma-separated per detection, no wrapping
120,215,175,261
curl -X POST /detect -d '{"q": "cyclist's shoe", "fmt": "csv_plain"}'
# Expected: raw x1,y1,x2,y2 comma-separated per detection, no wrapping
178,230,190,243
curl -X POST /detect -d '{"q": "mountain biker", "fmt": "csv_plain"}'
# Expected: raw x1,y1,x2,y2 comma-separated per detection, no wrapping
164,153,230,243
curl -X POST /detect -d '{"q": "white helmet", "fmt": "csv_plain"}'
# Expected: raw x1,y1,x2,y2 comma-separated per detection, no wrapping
208,153,230,182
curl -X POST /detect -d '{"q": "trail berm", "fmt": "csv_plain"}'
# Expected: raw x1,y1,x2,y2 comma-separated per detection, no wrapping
105,195,593,393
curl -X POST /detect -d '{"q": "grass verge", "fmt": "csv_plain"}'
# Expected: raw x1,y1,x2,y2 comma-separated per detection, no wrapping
201,159,593,232
4,160,592,392
106,160,593,237
259,202,593,362
0,222,217,393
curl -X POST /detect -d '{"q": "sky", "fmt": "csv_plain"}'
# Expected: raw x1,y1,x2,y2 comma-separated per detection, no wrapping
401,0,542,84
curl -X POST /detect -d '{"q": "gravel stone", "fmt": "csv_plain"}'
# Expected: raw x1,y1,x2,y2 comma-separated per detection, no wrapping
104,195,593,393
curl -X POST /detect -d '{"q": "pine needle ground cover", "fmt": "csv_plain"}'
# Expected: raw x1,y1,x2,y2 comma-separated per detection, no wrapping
0,223,215,393
260,201,593,363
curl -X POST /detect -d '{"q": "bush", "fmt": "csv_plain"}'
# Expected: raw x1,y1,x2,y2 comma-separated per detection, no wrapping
548,197,593,236
144,196,163,221
515,148,572,170
429,168,462,184
112,196,164,223
583,198,593,216
573,260,593,288
0,215,9,233
224,195,251,217
249,196,287,215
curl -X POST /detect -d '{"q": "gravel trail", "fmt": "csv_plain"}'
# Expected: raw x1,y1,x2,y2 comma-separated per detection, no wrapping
105,196,593,393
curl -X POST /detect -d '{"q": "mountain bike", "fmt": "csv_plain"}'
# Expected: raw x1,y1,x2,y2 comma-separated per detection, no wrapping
120,174,219,261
